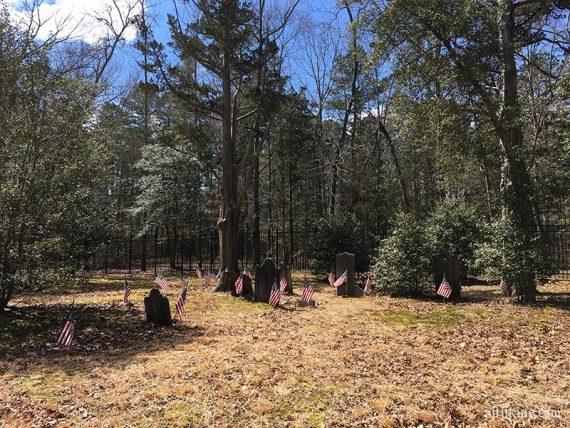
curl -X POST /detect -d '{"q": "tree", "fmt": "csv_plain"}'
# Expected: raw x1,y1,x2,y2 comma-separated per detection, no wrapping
374,0,570,302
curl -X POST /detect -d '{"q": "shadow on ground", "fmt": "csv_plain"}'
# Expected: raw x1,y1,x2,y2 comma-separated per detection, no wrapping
0,302,204,374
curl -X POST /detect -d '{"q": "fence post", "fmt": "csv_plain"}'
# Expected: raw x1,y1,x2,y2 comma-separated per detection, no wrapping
210,230,214,271
154,228,158,275
104,238,109,275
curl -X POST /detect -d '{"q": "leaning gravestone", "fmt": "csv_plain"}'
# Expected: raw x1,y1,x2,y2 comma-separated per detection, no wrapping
254,258,280,303
144,288,172,326
336,252,363,297
279,262,293,294
434,256,461,299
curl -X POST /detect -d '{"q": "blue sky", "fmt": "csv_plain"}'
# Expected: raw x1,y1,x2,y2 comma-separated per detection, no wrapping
7,0,350,99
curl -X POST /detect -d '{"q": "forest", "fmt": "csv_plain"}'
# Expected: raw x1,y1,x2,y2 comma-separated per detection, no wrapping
1,1,569,426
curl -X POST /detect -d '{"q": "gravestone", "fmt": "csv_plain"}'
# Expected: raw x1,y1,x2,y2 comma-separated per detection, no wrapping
144,288,172,326
279,262,293,294
254,258,280,303
232,273,253,297
434,256,461,299
336,252,363,297
298,299,316,308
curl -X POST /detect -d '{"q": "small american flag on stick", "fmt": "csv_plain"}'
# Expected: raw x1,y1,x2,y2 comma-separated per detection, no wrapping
204,271,216,287
235,274,244,296
364,276,372,295
123,280,131,304
279,277,288,293
437,274,453,299
179,275,188,290
195,267,203,279
269,281,281,308
175,287,187,321
300,278,314,304
333,270,348,288
56,305,75,347
500,278,509,296
154,274,169,291
328,271,335,287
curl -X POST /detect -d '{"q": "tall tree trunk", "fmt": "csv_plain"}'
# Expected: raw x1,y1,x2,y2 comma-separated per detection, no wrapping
217,23,240,290
497,0,536,302
252,149,261,267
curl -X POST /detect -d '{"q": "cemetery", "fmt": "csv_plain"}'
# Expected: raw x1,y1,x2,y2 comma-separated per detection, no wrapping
1,0,569,426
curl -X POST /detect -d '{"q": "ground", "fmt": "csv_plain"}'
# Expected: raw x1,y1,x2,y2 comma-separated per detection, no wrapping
0,274,569,427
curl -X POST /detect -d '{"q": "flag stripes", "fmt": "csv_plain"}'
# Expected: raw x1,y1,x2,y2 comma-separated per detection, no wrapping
333,270,348,288
235,274,244,296
500,278,509,296
269,282,281,308
57,307,75,347
175,287,187,321
154,274,169,291
364,276,372,295
328,272,335,287
437,274,453,299
280,277,288,293
300,279,314,304
204,271,216,287
123,280,131,304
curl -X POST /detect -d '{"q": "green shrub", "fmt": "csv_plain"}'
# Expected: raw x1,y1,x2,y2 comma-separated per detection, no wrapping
474,218,543,282
424,200,484,274
307,214,370,274
373,213,432,296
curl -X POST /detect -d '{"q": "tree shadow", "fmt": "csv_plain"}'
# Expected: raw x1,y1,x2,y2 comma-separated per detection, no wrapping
0,302,205,375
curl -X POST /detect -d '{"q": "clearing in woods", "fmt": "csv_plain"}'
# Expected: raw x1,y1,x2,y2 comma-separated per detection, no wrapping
0,274,568,427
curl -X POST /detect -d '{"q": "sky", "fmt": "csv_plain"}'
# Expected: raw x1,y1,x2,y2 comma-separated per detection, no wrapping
5,0,348,97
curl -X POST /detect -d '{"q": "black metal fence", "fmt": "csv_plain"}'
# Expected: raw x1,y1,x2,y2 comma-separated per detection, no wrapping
88,229,316,275
88,222,570,279
539,221,570,280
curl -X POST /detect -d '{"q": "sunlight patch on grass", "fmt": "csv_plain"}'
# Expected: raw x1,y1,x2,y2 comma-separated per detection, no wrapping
366,307,467,329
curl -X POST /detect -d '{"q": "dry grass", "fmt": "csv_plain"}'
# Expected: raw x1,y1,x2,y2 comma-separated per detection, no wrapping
1,274,569,427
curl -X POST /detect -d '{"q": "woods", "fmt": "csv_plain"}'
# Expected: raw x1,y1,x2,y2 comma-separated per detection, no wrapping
1,1,570,426
0,0,569,303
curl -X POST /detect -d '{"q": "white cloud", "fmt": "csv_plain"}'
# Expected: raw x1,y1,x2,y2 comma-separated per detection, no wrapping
7,0,142,45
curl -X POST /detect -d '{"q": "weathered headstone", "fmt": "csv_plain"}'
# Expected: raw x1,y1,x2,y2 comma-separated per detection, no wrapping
279,262,293,294
336,252,363,297
254,258,280,303
434,256,461,299
298,299,316,308
144,288,172,326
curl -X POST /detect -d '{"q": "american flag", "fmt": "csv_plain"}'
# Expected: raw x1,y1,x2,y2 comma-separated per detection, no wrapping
235,274,244,295
204,271,216,287
154,274,169,291
364,276,372,295
175,287,187,321
123,280,131,304
269,281,281,308
300,278,314,304
333,270,348,287
279,277,288,293
195,267,203,279
437,274,453,299
179,275,188,290
56,306,75,347
328,271,335,287
500,278,509,296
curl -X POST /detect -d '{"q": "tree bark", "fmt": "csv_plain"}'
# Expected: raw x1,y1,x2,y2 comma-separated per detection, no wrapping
497,0,536,302
217,17,240,290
